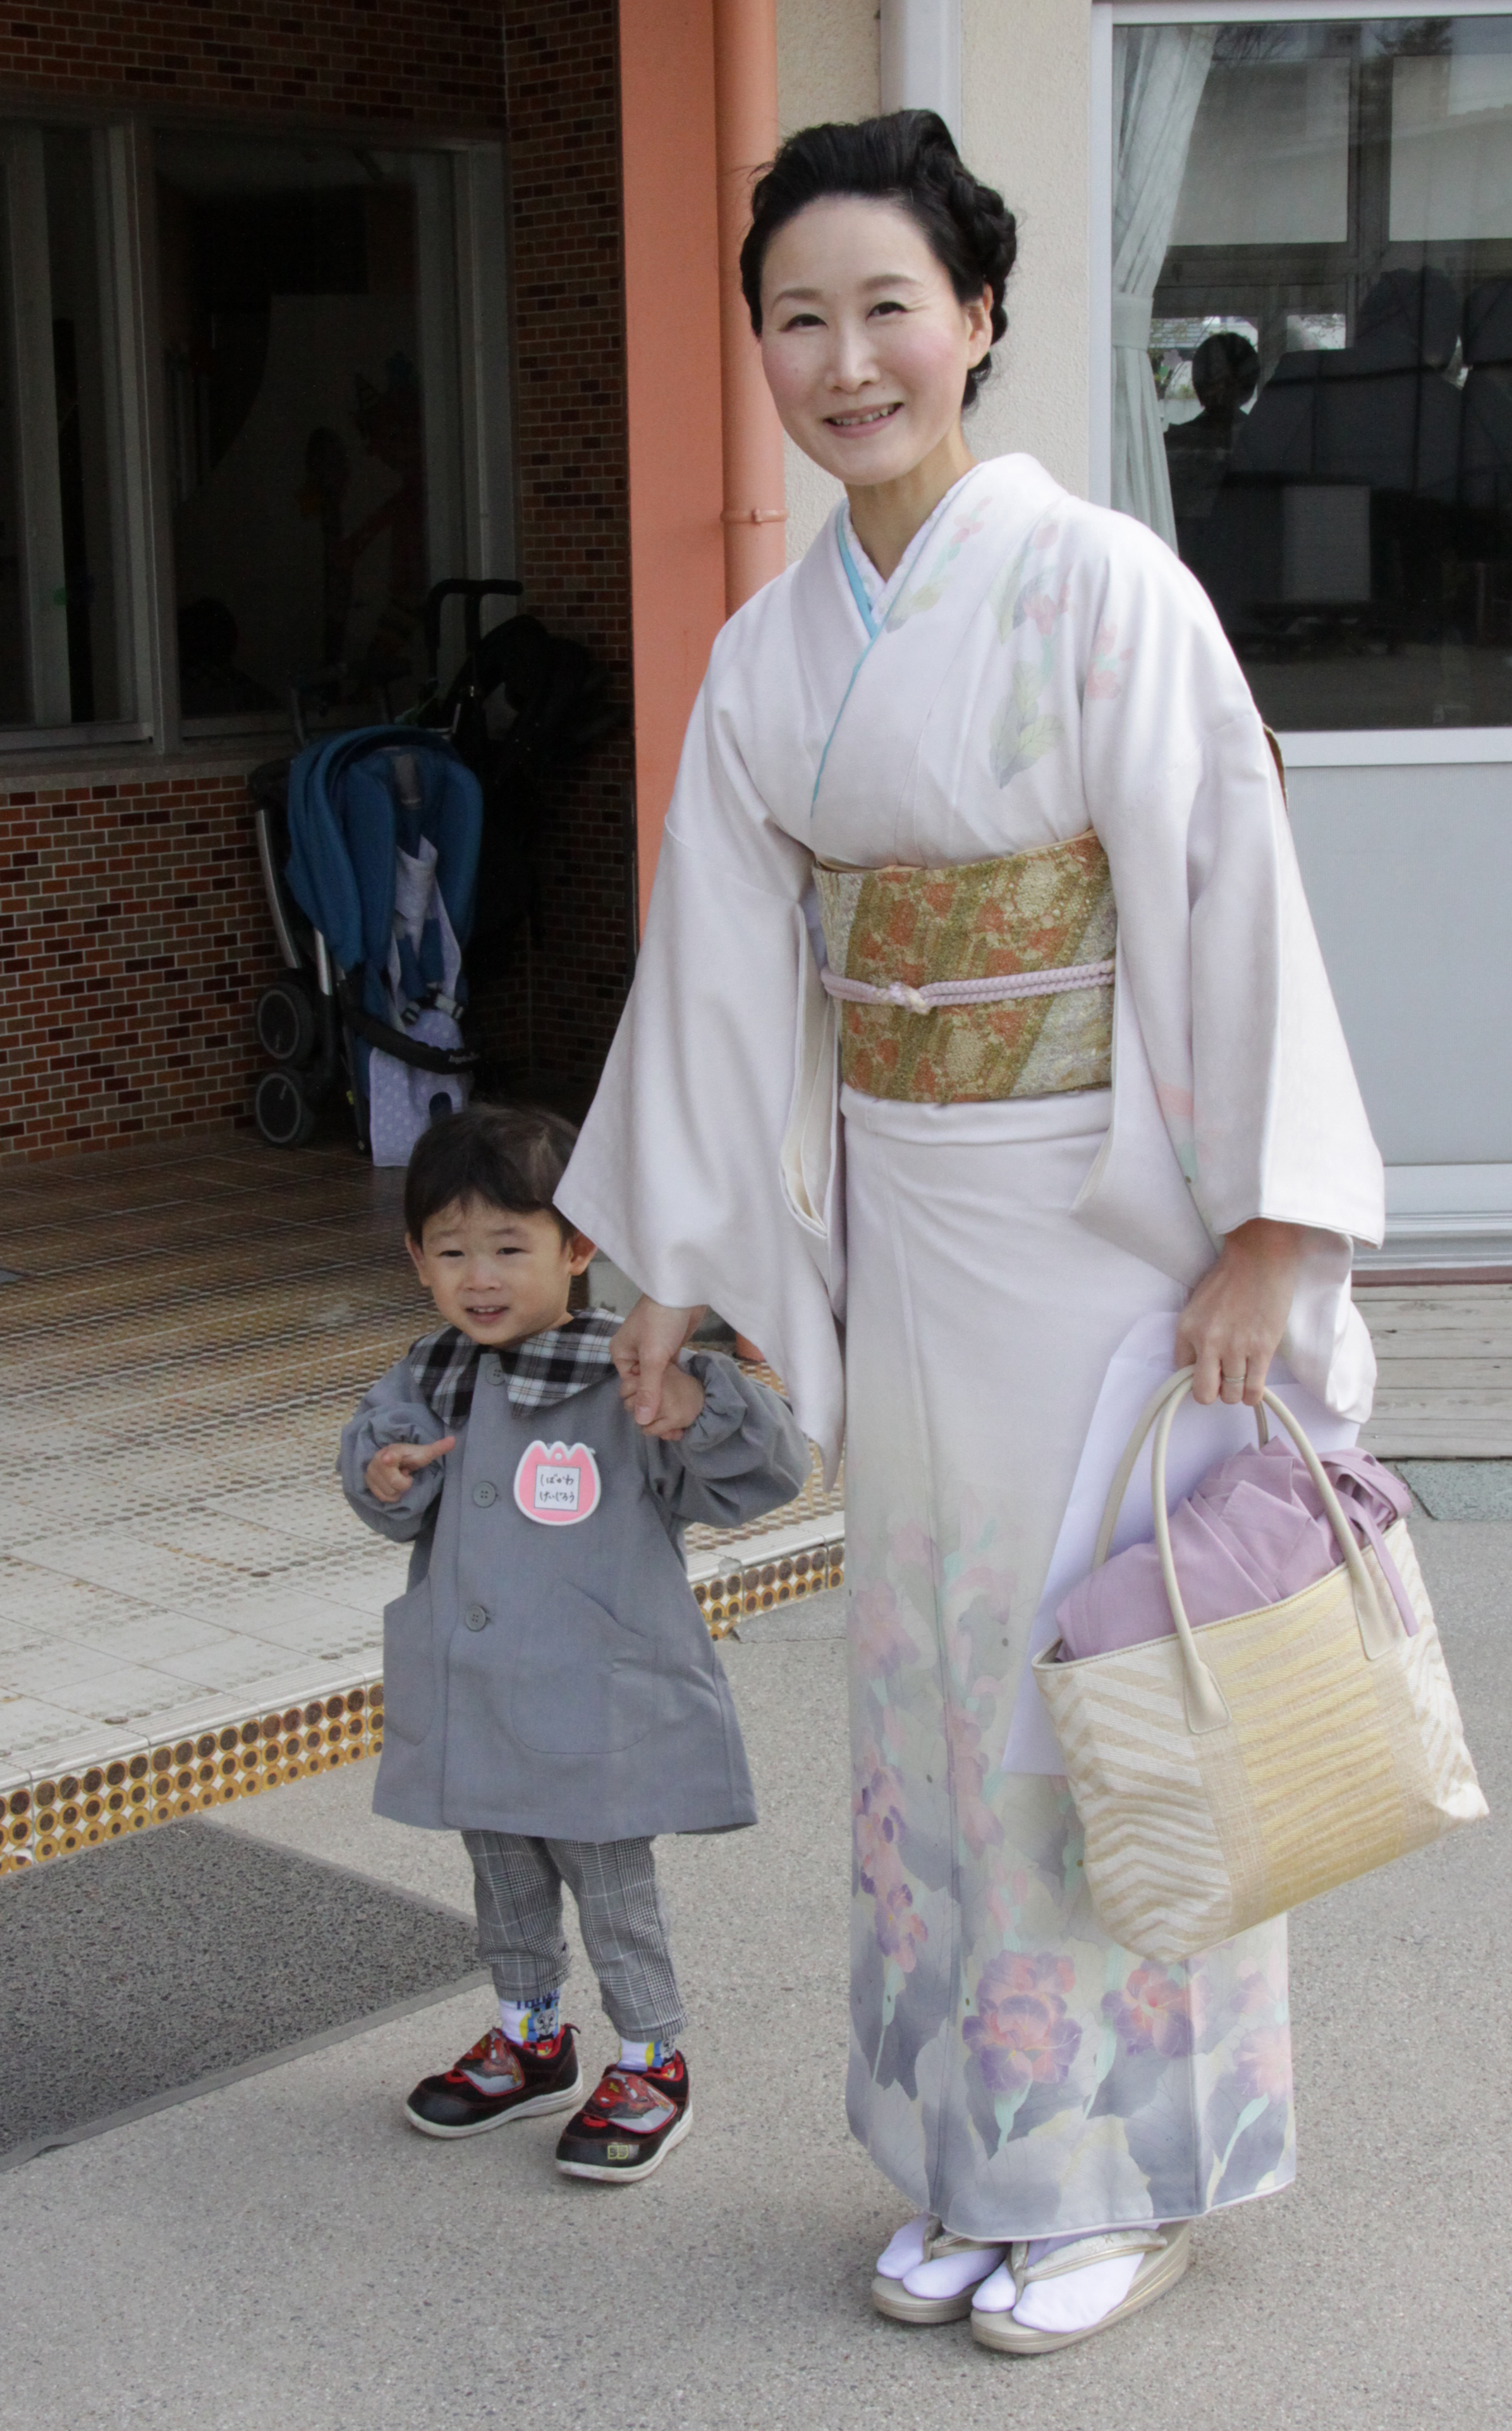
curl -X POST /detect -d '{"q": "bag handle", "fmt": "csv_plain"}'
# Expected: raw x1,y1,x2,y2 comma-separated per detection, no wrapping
1090,1367,1396,1737
1092,1366,1269,1571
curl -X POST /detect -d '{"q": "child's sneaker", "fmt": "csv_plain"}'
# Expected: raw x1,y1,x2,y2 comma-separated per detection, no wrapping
554,2050,692,2183
404,2024,582,2138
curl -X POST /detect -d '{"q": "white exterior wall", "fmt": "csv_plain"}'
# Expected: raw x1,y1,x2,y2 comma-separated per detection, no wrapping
960,0,1091,498
776,0,881,560
776,0,1094,561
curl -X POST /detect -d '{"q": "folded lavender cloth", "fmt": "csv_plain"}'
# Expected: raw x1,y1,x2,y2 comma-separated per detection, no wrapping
1056,1436,1416,1661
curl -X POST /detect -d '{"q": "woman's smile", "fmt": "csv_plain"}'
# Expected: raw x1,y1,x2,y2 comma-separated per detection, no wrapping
824,401,903,429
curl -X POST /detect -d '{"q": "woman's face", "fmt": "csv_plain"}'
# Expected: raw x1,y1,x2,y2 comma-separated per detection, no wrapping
758,196,992,490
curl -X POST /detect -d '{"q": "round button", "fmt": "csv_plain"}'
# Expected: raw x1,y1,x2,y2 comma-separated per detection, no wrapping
472,1482,497,1507
464,1605,490,1632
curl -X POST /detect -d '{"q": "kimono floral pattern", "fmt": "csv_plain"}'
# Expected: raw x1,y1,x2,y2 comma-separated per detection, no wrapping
846,1479,1296,2234
965,1952,1082,2094
886,505,990,627
987,518,1075,786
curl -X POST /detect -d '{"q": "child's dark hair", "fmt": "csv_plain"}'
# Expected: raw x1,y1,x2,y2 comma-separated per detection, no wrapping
738,111,1016,412
404,1103,580,1244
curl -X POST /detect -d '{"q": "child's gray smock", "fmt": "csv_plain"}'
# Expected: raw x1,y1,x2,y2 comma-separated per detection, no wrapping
340,1347,809,1840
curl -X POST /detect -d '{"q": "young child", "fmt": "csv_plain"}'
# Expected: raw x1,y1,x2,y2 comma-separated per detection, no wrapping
340,1103,809,2183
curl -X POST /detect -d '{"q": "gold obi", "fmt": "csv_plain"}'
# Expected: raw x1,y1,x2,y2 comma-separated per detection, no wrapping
815,831,1116,1106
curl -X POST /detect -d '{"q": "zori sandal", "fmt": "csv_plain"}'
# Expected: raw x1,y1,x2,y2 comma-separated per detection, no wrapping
970,2222,1192,2354
872,2214,1008,2324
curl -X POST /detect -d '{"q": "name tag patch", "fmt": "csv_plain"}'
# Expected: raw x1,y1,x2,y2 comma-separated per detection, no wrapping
513,1440,602,1526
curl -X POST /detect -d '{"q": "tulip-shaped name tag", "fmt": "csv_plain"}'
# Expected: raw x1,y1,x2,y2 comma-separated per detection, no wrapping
513,1440,602,1525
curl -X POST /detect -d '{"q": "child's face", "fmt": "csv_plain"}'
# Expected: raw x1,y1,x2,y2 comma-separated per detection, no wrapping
406,1197,595,1346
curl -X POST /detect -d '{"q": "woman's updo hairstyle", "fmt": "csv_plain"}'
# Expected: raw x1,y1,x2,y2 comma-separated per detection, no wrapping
739,111,1016,412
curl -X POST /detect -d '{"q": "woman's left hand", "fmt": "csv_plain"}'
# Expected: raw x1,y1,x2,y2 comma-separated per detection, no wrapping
1176,1218,1306,1407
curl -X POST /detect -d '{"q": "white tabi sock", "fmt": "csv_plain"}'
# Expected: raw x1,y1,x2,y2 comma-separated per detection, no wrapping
875,2215,1004,2301
971,2260,1018,2314
970,2232,1155,2334
875,2215,933,2280
1011,2250,1142,2333
902,2245,1006,2303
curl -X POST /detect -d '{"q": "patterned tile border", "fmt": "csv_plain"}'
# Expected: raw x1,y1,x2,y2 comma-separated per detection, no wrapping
0,1681,384,1876
689,1522,846,1638
0,1518,846,1873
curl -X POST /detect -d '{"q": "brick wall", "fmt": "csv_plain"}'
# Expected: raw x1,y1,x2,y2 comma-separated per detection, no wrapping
0,761,269,1156
487,0,635,1106
0,0,637,1158
0,3,507,129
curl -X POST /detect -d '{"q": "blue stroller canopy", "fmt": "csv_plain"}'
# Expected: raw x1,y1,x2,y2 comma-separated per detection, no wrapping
284,726,483,1008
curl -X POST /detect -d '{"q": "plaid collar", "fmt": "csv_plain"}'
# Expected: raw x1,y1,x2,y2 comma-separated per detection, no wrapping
410,1309,619,1433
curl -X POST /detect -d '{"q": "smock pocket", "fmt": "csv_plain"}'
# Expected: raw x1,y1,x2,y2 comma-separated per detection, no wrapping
509,1584,661,1756
381,1580,436,1746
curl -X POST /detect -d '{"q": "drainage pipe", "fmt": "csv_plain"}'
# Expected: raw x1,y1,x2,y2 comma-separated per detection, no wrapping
880,0,963,144
713,0,787,613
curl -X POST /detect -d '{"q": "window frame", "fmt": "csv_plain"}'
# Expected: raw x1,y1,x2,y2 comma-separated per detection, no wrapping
0,109,515,759
1092,0,1512,758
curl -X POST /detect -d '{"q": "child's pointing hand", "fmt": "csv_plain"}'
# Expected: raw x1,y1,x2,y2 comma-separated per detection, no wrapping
365,1436,456,1504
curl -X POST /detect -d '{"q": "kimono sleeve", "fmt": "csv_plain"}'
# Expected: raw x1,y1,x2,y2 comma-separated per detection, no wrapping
1075,516,1384,1417
559,627,847,1474
638,1352,812,1529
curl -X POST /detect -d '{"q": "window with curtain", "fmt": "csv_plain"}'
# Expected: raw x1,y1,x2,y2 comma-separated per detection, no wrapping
1113,16,1512,731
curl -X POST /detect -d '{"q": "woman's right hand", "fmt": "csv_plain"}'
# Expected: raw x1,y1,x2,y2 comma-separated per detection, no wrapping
613,1295,706,1428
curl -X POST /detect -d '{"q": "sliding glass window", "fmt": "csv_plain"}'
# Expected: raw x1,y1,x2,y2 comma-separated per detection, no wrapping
157,135,472,732
1111,13,1512,730
0,117,509,750
0,127,133,732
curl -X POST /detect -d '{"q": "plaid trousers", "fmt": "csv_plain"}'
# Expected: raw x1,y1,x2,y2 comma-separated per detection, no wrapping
462,1830,684,2041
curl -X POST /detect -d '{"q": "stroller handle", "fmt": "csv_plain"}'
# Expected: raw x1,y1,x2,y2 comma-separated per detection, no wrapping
424,579,525,683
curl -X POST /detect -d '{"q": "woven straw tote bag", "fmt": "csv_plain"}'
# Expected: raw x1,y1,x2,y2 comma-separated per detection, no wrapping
1032,1368,1487,1962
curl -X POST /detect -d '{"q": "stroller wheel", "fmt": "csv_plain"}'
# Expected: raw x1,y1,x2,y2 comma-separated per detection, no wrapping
255,975,318,1066
254,1067,319,1148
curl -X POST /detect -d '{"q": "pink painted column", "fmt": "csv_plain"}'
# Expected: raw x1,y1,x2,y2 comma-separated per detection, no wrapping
618,0,727,930
713,0,787,613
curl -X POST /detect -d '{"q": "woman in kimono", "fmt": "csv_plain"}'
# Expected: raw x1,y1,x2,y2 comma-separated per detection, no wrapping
559,113,1382,2351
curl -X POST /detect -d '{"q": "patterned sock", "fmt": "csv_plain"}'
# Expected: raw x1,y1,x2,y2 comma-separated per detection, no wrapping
498,1992,561,2047
618,2035,675,2072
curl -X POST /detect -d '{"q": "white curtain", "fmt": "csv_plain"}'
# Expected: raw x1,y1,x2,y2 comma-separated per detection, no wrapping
1111,25,1216,547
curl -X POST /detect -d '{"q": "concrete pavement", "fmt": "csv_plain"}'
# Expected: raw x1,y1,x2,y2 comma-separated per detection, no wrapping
2,1526,1508,2431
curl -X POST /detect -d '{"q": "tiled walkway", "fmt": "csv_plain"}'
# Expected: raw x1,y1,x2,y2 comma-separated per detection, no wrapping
0,1130,842,1866
4,1126,1508,1869
0,1134,419,1856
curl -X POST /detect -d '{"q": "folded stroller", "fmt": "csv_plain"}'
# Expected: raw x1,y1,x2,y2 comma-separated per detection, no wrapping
408,580,624,996
251,726,483,1161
